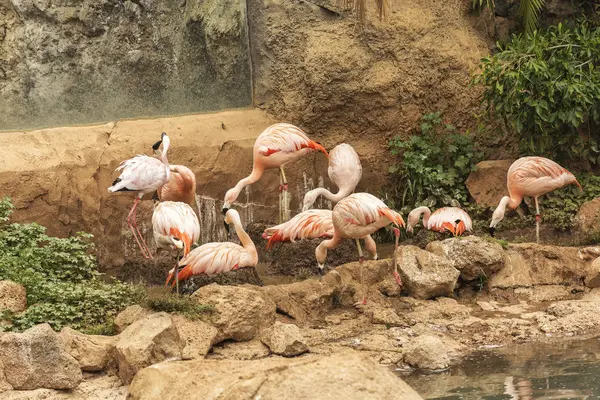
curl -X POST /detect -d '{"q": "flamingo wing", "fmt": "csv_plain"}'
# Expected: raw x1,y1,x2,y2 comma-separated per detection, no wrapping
168,242,253,284
256,123,327,156
109,155,167,193
427,207,472,235
332,193,404,238
509,157,581,196
152,201,200,255
328,143,362,193
262,209,334,249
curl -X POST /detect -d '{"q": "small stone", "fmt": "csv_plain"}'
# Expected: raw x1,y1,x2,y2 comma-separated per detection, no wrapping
476,301,496,311
0,281,26,313
115,313,183,384
260,322,309,357
0,324,82,390
403,335,449,370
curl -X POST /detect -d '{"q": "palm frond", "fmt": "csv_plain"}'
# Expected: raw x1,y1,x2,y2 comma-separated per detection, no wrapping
520,0,546,35
472,0,495,12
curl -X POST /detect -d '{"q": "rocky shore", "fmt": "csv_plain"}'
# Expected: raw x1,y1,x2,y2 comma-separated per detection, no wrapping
2,238,600,399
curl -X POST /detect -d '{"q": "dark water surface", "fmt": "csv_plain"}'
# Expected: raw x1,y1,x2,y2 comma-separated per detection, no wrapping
402,337,600,400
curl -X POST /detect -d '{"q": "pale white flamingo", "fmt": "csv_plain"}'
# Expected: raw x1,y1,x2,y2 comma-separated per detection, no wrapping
152,201,200,293
407,206,472,236
222,123,329,223
315,193,405,304
262,209,378,262
490,156,582,243
108,132,171,259
302,143,362,211
166,209,258,285
157,165,197,208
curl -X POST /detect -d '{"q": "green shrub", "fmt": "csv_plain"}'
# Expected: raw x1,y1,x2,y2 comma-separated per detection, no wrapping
474,22,600,166
0,198,143,332
388,112,483,214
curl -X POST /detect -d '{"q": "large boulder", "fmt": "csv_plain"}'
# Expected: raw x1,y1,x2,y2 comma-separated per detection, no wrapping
426,236,505,281
115,312,183,384
260,322,309,357
397,246,460,299
192,284,276,343
0,359,12,392
171,315,218,360
128,350,424,400
584,257,600,289
489,244,587,289
0,281,26,313
573,198,600,237
465,159,514,207
0,324,82,390
114,305,153,333
59,327,117,372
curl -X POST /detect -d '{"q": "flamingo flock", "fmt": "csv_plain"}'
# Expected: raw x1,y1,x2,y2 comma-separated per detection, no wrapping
109,123,583,300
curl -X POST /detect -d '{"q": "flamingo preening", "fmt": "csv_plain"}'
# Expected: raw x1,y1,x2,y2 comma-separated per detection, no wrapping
157,165,197,208
407,206,472,236
262,209,378,262
490,156,582,243
152,201,200,294
302,143,362,211
222,123,329,223
166,209,258,285
108,132,171,259
315,193,405,304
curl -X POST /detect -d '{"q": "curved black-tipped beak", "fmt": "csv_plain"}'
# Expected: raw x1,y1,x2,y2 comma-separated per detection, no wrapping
222,207,228,215
161,132,167,139
489,227,496,237
224,221,230,234
152,140,163,151
455,219,461,224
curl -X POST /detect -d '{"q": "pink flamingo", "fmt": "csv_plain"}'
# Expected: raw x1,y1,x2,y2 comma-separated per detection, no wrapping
108,132,171,259
407,206,472,236
315,193,405,304
222,123,329,222
490,156,582,242
157,165,197,208
302,143,362,211
152,201,200,293
166,209,258,285
263,209,378,262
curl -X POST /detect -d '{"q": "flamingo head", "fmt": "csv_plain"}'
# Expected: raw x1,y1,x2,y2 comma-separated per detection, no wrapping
223,187,238,213
223,208,241,234
406,223,414,234
171,237,184,250
302,192,318,212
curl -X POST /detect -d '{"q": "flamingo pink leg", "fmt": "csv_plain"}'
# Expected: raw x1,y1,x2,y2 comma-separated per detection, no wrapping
392,228,402,286
355,238,367,305
126,197,153,259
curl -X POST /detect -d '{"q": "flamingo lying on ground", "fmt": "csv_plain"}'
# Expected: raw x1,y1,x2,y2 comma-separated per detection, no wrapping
222,123,329,223
407,206,472,236
489,156,582,243
152,201,200,294
157,165,197,208
166,209,258,285
108,132,171,259
315,193,405,304
262,209,378,262
302,143,362,211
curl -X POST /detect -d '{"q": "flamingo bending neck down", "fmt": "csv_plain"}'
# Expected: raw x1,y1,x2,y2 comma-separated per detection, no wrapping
166,209,258,286
222,123,329,223
108,132,171,259
262,209,378,265
490,156,582,243
407,206,472,236
315,193,405,305
152,201,200,294
302,143,362,211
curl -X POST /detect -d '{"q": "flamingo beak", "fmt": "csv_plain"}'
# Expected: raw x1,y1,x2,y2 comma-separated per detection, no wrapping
224,221,230,234
489,227,496,237
152,139,162,151
222,207,228,215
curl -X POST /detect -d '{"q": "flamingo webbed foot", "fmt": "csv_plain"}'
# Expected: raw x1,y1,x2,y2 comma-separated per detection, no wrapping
393,270,402,286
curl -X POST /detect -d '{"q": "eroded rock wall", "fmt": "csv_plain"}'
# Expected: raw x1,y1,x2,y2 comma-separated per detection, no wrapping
0,0,252,130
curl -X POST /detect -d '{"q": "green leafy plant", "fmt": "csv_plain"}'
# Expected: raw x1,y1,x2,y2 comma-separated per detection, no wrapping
474,22,600,166
143,289,214,320
0,198,144,332
388,112,483,214
472,0,548,35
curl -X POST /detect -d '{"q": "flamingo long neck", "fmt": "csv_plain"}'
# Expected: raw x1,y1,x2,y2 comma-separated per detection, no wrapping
415,206,431,227
507,193,522,210
173,166,197,207
232,214,256,254
231,165,265,204
316,233,342,264
161,139,171,178
314,187,346,204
